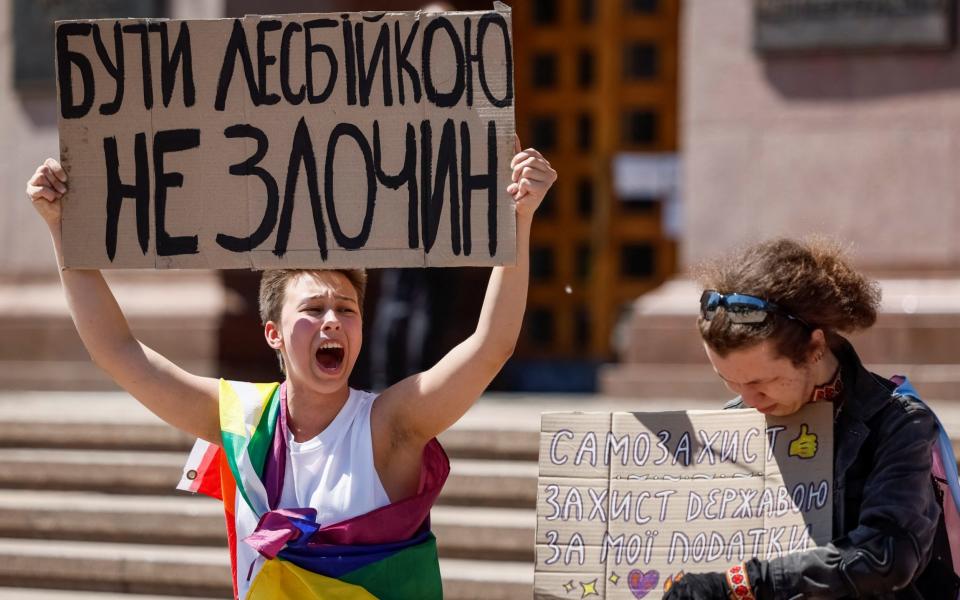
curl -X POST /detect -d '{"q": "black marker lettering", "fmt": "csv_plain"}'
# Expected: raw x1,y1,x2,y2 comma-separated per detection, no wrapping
217,124,278,252
92,23,124,115
215,19,260,110
304,19,338,104
56,23,95,119
151,21,195,108
121,23,153,109
462,17,476,107
340,16,357,105
153,129,200,256
354,21,392,106
373,121,419,249
324,123,376,249
421,17,465,107
459,121,498,256
393,20,421,105
256,19,282,106
103,133,150,260
280,22,304,105
475,13,513,107
277,118,327,259
420,119,460,254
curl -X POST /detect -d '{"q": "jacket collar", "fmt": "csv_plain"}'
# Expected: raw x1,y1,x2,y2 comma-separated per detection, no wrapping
832,337,896,424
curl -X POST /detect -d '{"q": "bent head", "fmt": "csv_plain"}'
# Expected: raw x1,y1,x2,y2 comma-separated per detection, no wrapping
697,238,880,416
259,269,367,391
705,335,828,416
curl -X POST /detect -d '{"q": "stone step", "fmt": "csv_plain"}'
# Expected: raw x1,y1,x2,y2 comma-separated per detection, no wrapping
0,274,225,391
0,419,539,461
440,457,538,508
0,449,537,508
440,428,539,462
440,558,532,600
0,589,222,600
619,311,960,367
600,363,730,400
432,506,534,561
0,538,227,597
0,361,213,394
0,538,531,599
0,318,217,365
0,491,225,547
0,490,534,561
0,421,194,453
615,278,960,368
600,363,960,401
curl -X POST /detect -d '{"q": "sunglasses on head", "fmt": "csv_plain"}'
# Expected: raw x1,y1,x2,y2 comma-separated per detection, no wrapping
699,290,811,328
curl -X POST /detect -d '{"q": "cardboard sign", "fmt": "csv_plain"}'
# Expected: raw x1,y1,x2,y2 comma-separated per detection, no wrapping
55,4,516,269
535,403,833,599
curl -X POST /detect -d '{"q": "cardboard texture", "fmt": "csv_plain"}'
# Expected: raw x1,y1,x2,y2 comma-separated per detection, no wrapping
535,403,833,599
55,5,516,269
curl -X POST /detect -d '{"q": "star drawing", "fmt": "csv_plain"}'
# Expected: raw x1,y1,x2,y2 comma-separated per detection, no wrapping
580,578,599,598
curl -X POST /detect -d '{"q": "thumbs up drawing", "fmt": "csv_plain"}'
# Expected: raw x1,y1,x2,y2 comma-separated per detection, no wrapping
788,424,818,459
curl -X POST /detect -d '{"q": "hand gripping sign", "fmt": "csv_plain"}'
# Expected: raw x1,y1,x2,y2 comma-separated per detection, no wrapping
55,4,515,269
534,403,833,600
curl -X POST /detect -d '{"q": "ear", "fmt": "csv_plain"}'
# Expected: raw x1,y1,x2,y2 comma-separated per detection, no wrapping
264,320,283,350
805,329,827,363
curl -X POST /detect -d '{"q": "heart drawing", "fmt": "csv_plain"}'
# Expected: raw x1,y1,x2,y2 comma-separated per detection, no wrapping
628,569,659,599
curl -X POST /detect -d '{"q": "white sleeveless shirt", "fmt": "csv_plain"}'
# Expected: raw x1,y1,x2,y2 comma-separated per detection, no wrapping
234,388,391,599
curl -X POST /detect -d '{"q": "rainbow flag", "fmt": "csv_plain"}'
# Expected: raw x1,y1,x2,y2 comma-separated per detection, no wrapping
179,380,449,599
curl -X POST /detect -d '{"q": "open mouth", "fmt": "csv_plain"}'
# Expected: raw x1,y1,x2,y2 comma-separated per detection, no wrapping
315,343,345,373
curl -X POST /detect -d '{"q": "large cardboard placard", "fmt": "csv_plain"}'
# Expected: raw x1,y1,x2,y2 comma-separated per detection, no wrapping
55,4,515,269
535,403,833,599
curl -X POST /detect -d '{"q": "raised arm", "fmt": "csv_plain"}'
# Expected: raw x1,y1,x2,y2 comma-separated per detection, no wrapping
374,140,556,451
27,158,220,443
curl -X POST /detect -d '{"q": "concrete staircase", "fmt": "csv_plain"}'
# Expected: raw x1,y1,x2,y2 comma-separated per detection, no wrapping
602,277,960,401
0,391,546,599
3,389,960,600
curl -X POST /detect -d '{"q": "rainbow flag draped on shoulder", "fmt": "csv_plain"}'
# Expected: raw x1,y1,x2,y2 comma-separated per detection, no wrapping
178,380,449,599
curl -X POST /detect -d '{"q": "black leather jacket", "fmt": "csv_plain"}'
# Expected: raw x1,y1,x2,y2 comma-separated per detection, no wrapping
725,340,957,599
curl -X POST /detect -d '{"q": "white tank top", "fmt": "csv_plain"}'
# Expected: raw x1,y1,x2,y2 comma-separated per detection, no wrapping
234,388,391,599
